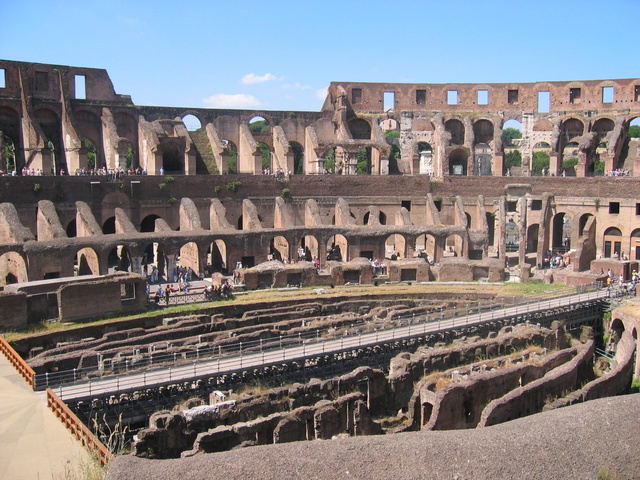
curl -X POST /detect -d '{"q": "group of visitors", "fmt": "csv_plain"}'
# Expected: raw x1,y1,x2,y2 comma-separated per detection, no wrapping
605,169,630,176
204,281,233,300
540,250,569,269
262,168,291,179
371,258,387,276
74,167,147,178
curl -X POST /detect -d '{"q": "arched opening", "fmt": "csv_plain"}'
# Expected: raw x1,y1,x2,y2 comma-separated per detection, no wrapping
505,219,519,253
0,107,21,174
444,233,464,257
503,119,523,175
179,242,200,277
473,119,493,145
527,224,539,254
603,227,623,258
414,234,436,262
630,228,640,261
161,141,184,174
270,236,289,262
222,139,238,174
617,117,640,173
327,234,348,262
322,147,336,174
579,214,594,237
140,215,160,233
445,119,465,146
385,234,406,259
357,147,371,175
0,251,28,286
66,219,77,238
465,212,472,228
486,212,496,248
75,247,99,276
380,118,399,132
300,235,318,261
349,119,371,140
182,114,202,131
108,245,132,273
143,242,168,282
416,142,434,176
552,213,571,253
102,216,116,234
237,215,243,231
34,108,65,174
448,148,468,175
249,116,270,133
388,144,401,175
206,239,227,274
256,142,271,172
363,210,387,225
81,137,100,172
474,143,492,176
288,141,304,175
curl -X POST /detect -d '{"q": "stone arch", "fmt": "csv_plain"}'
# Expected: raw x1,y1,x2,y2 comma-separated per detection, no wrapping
0,251,28,286
559,118,584,153
348,118,371,140
486,212,496,249
385,234,406,259
270,235,290,261
213,116,240,147
140,214,161,233
34,107,64,174
75,109,103,168
160,139,184,174
445,119,464,146
289,141,304,174
630,228,640,261
179,241,201,277
505,219,519,253
473,119,493,145
181,113,203,131
448,148,468,175
75,247,100,276
107,244,132,273
444,233,464,257
206,239,227,274
300,235,318,261
533,142,551,150
592,117,614,137
380,118,399,132
102,216,116,234
552,212,571,253
142,242,168,280
0,107,22,172
474,143,492,176
603,227,623,258
327,234,348,261
66,219,77,237
527,224,539,254
364,210,387,225
414,234,437,262
579,213,594,237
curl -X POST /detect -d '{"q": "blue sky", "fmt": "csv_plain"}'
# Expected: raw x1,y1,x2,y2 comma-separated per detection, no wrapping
2,0,639,112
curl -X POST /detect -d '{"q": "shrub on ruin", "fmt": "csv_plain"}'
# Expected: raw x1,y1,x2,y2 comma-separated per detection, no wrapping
532,151,550,176
562,158,578,170
226,181,242,192
214,185,222,194
281,188,291,199
504,150,522,169
32,183,41,194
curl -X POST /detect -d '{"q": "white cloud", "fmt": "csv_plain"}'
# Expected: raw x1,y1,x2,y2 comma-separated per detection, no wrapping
202,94,262,108
241,73,280,84
283,82,311,91
315,87,328,100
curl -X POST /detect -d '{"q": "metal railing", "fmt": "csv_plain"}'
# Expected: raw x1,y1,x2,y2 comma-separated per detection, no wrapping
40,283,608,396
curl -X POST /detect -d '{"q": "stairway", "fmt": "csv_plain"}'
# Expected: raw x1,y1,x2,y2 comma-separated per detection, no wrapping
189,129,218,174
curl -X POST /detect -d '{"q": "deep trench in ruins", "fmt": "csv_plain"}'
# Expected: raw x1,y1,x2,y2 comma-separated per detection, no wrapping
17,283,622,458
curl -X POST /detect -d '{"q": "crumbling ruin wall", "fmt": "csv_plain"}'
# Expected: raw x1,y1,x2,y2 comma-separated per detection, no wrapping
477,339,595,427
